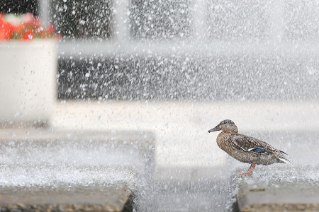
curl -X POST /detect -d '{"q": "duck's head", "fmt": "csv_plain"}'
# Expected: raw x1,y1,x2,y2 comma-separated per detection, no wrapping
208,119,238,134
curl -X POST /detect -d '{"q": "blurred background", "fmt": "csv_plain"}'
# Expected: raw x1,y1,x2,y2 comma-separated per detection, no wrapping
1,0,319,211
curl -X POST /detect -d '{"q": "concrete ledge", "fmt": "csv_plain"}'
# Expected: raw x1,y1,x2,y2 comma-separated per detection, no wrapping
235,166,319,212
0,128,155,211
0,128,155,177
239,203,319,212
0,184,132,212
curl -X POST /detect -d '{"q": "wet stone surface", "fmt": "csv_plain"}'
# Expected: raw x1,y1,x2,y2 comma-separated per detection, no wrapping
0,128,155,183
0,128,154,212
234,166,319,212
0,184,132,212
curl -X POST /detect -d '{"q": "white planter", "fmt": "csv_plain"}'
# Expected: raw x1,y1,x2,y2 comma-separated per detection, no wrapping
0,40,57,126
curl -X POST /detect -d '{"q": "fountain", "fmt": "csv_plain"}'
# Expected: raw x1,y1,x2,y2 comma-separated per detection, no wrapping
1,0,319,211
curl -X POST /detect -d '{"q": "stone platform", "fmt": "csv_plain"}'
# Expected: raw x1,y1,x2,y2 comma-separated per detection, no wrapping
0,128,155,212
0,128,155,177
0,184,132,212
235,166,319,212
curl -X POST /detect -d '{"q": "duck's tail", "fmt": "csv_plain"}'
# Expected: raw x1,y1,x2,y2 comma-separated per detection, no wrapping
277,149,293,165
279,157,293,166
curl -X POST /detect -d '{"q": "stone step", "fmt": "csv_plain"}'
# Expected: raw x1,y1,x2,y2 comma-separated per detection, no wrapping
0,184,132,212
235,166,319,212
0,128,155,212
0,128,155,179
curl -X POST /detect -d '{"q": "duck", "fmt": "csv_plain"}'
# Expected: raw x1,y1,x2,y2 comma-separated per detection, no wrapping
208,119,291,176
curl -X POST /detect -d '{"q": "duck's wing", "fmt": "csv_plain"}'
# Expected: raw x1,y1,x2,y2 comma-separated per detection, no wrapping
229,134,292,165
230,134,278,154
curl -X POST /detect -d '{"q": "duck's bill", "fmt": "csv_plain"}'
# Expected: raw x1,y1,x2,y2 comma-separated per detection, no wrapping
208,126,220,133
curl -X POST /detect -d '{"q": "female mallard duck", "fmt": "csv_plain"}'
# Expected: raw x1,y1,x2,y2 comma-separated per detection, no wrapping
208,119,291,176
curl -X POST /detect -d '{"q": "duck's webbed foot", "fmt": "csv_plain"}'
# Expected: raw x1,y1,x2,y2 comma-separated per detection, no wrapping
239,163,256,176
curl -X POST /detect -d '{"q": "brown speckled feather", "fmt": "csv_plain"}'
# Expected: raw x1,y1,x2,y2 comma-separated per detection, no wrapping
231,134,277,153
217,133,288,165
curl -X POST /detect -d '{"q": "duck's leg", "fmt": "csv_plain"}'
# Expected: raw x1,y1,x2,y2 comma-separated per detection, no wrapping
239,163,256,176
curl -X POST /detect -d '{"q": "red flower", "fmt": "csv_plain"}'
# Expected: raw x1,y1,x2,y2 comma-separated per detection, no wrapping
22,30,35,41
0,21,13,40
0,13,61,41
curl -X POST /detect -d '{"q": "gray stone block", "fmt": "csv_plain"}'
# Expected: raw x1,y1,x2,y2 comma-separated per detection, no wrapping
0,129,155,178
0,129,155,212
235,166,319,212
0,184,132,212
